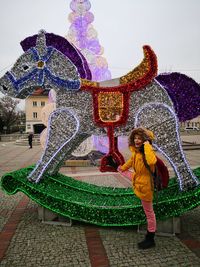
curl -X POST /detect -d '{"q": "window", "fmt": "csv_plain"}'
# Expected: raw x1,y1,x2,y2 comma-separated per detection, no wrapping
33,101,37,107
41,101,45,107
33,112,37,118
27,125,31,129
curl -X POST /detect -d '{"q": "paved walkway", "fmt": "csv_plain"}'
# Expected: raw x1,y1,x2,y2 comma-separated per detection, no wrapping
0,137,200,267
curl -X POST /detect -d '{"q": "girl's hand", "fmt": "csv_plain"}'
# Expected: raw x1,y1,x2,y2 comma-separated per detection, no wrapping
118,168,133,181
143,140,150,145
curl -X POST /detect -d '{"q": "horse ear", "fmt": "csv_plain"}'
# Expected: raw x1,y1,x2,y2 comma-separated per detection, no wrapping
36,29,47,56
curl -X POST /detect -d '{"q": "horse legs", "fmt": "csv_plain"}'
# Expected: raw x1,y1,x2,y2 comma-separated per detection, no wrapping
134,103,199,190
28,108,89,183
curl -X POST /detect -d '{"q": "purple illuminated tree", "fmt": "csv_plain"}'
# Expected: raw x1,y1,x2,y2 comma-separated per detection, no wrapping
66,0,111,81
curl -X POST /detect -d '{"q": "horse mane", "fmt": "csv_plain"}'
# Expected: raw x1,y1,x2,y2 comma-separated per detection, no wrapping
20,32,92,80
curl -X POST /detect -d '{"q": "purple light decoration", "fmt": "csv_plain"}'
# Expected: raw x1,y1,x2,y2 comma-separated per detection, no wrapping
74,17,89,29
67,0,112,82
70,0,91,12
87,39,101,54
93,135,128,154
155,72,200,121
84,12,94,23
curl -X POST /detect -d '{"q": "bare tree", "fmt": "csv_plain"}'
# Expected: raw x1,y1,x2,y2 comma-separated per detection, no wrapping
0,96,20,133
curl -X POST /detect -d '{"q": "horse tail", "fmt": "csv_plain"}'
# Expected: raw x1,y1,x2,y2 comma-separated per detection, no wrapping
155,72,200,121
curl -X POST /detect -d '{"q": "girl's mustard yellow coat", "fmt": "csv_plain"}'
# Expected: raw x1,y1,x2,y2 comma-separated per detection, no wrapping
121,142,157,201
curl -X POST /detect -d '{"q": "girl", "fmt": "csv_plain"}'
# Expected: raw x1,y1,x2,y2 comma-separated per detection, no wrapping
118,127,157,249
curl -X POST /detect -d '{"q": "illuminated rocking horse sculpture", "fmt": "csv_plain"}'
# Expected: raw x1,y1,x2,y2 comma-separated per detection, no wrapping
0,30,199,191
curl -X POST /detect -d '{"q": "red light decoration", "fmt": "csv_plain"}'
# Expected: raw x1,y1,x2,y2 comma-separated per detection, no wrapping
81,45,158,172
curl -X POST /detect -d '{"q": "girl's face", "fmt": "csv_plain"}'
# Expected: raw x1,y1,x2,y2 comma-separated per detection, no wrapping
134,134,143,148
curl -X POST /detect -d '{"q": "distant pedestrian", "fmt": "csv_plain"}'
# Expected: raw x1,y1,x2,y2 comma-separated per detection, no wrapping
28,133,34,149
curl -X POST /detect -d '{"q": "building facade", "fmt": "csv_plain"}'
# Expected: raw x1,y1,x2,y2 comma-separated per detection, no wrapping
25,89,48,134
180,116,200,130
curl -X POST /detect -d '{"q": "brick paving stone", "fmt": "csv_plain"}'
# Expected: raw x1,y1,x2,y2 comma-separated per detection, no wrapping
0,195,29,261
0,201,91,267
0,191,23,232
85,226,109,267
178,206,200,258
99,228,200,266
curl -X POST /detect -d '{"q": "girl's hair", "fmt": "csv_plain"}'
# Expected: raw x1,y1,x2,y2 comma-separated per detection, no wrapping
128,127,152,146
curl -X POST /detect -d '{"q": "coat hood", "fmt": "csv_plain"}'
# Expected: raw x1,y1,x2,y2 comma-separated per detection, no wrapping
128,127,155,148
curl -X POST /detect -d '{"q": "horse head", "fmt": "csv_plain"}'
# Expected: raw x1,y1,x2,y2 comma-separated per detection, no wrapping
0,30,91,99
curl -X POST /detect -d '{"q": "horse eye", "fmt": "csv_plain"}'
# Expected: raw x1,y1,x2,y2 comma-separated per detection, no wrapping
2,85,8,91
23,65,29,71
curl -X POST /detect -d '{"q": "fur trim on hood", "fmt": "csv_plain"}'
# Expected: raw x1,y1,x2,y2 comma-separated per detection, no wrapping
128,127,154,146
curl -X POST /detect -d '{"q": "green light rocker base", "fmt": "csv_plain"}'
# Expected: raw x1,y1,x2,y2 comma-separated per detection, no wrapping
1,166,200,227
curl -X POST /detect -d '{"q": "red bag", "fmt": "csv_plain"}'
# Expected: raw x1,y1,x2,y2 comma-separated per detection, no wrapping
154,156,169,190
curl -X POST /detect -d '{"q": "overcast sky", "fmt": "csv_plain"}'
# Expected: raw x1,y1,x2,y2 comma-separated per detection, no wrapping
0,0,200,107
